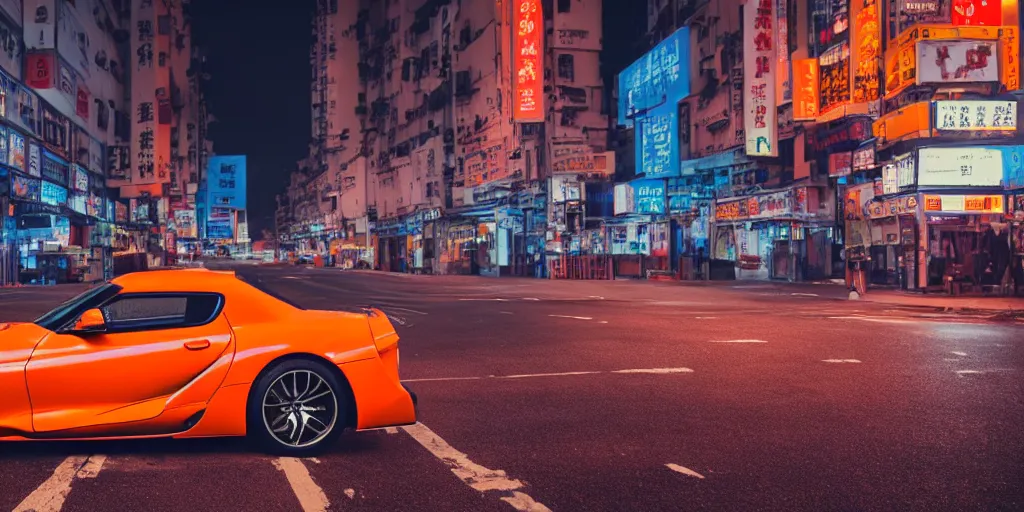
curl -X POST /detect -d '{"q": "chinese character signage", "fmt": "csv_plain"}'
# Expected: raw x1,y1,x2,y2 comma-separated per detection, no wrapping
917,146,1004,187
923,194,1004,214
25,51,55,89
792,59,819,120
1000,27,1018,91
40,180,67,206
916,40,999,84
951,0,1002,26
512,0,544,123
852,0,881,107
11,174,40,201
630,179,666,215
616,26,690,127
27,142,40,177
22,0,56,50
743,0,778,157
934,100,1017,132
637,103,679,178
818,42,851,116
206,155,247,210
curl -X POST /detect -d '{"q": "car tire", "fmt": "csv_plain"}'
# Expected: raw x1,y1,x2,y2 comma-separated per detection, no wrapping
247,359,347,456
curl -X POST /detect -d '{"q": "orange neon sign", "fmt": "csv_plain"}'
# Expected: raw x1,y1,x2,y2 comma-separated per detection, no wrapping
513,0,544,123
792,59,819,120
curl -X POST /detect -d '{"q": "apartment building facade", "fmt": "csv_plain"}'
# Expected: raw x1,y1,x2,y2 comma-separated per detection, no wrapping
1,0,212,286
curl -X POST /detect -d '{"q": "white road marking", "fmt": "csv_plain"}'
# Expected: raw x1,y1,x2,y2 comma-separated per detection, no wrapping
384,427,399,434
956,369,1016,376
694,316,719,319
75,455,106,478
588,296,605,299
665,464,705,479
273,458,330,512
610,368,692,376
951,351,968,357
791,293,820,297
344,488,356,499
709,339,768,343
500,311,515,315
401,422,551,511
548,315,593,320
523,297,540,301
502,371,599,379
459,298,509,302
598,320,609,324
822,359,862,364
403,368,694,383
305,458,322,464
402,376,484,383
14,456,91,512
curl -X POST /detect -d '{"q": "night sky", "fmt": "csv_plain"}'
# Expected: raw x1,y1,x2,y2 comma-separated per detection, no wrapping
190,0,644,238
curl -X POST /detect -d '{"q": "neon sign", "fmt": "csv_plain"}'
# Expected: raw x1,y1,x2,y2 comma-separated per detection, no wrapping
513,0,544,123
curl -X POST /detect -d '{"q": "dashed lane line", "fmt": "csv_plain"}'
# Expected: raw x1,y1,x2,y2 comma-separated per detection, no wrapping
14,454,105,512
402,422,552,511
273,457,330,512
665,464,705,479
402,367,694,383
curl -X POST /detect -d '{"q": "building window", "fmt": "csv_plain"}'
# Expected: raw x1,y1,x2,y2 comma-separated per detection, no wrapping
557,54,574,82
558,0,570,13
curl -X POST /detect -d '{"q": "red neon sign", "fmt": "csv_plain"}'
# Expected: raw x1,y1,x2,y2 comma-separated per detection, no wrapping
951,0,1002,26
513,0,544,123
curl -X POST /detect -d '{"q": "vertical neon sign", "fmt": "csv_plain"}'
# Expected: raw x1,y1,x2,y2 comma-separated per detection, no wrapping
513,0,544,123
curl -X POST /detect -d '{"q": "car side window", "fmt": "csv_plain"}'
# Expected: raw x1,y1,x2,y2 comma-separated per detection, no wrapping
101,293,224,332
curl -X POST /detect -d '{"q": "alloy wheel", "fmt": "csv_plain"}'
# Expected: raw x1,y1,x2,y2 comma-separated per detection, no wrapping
261,369,338,448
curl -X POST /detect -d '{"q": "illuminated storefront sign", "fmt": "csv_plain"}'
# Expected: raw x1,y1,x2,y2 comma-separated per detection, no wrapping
512,0,544,123
616,27,690,127
873,101,930,146
792,59,819,120
714,188,809,221
1000,27,1019,90
917,146,1004,187
852,142,877,171
852,0,881,106
895,152,916,189
818,42,851,117
40,181,67,206
934,100,1017,132
952,0,1002,26
829,151,853,178
743,0,777,157
916,39,999,84
775,0,791,104
882,164,899,194
867,195,918,219
923,194,1005,214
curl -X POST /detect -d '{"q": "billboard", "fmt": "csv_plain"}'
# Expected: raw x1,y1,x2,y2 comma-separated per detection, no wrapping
206,207,234,240
617,26,690,127
743,0,778,156
22,0,55,50
916,40,999,84
206,155,247,210
512,0,544,123
636,102,678,178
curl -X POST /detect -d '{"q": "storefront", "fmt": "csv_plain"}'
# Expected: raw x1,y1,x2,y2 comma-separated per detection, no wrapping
921,193,1012,294
712,185,833,281
1011,194,1024,295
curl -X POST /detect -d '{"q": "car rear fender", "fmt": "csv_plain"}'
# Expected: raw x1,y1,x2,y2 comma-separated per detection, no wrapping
363,308,399,354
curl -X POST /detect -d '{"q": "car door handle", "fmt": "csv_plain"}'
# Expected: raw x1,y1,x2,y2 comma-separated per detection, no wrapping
184,340,211,351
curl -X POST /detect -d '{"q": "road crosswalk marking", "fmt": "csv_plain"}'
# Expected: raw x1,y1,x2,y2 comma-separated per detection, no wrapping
13,455,103,512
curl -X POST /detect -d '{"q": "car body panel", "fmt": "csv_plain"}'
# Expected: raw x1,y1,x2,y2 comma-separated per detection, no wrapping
0,269,416,443
26,323,233,432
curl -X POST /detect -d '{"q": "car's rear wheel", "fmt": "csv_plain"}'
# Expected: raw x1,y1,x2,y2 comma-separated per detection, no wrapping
247,359,346,455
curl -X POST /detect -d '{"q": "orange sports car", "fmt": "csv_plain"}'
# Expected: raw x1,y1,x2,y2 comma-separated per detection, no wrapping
0,268,417,455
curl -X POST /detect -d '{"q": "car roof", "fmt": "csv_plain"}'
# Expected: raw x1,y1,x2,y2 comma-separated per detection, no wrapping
110,268,241,293
110,268,296,325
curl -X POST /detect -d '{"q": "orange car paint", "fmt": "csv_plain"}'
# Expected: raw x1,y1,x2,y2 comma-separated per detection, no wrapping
0,269,416,442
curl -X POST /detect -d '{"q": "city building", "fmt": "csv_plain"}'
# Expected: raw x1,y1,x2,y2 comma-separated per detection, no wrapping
1,0,213,286
279,0,610,276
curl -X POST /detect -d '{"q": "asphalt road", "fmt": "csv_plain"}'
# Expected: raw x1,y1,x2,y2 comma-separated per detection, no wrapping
1,266,1022,512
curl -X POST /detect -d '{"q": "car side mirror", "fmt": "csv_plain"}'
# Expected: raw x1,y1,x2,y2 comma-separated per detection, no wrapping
72,308,107,334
